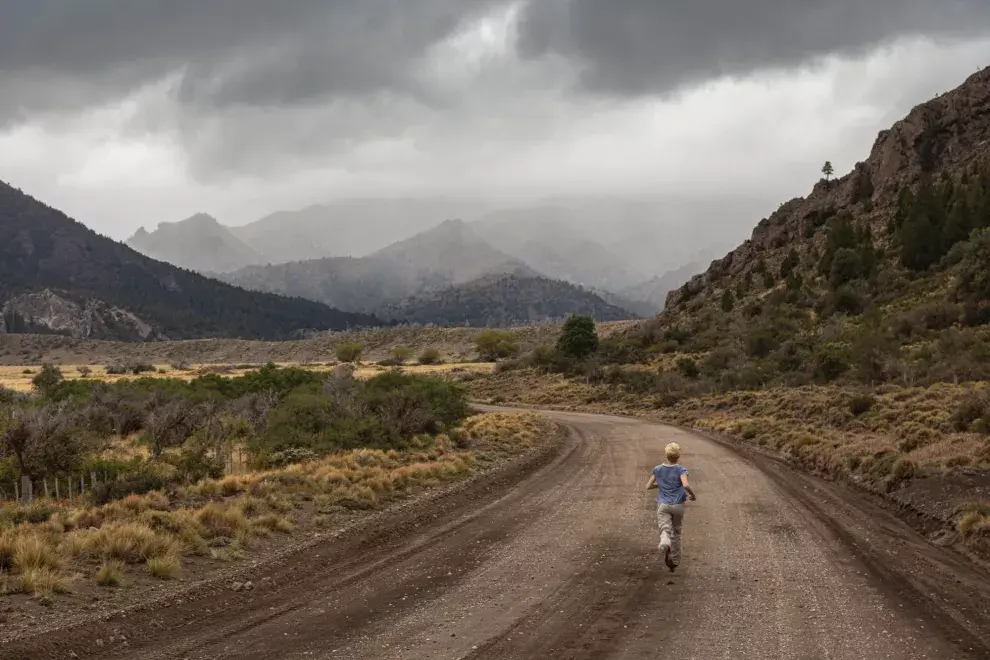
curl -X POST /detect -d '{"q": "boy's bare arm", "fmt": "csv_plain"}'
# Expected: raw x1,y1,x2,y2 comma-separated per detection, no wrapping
646,474,658,490
681,474,697,500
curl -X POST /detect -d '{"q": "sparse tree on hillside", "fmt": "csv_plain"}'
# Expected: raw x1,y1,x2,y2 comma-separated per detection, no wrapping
556,316,599,360
779,249,800,279
721,289,735,313
390,346,414,365
822,161,835,183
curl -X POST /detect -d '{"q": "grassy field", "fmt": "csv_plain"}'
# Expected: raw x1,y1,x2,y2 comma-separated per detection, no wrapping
0,322,636,368
0,411,557,614
0,362,495,392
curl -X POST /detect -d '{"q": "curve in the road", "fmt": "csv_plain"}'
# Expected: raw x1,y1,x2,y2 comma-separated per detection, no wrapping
4,409,989,660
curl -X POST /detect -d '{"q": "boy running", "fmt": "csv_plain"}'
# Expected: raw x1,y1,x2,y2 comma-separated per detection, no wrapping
646,442,696,572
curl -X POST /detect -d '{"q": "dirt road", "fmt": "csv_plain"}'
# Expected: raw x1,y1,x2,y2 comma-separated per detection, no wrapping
5,409,989,659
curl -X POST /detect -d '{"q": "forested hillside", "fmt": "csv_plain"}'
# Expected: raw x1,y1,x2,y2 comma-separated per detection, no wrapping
382,274,637,327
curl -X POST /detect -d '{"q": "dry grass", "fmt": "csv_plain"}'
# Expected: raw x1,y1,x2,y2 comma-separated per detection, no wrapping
0,322,636,371
467,369,990,488
0,361,496,392
147,554,181,580
12,534,62,572
0,412,553,599
95,559,124,587
18,567,71,596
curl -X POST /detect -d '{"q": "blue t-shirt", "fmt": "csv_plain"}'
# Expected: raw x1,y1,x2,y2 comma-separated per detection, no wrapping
653,464,688,504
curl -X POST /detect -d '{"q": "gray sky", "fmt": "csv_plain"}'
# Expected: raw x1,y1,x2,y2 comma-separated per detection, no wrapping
1,0,989,239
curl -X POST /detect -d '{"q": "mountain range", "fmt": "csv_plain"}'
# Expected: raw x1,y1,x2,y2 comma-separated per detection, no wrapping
0,181,381,341
125,200,746,325
217,219,639,325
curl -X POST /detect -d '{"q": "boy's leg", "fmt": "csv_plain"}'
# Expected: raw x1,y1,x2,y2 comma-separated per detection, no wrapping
656,504,673,551
669,505,685,566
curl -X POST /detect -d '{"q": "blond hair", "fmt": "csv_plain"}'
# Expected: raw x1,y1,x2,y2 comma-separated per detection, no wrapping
665,442,681,463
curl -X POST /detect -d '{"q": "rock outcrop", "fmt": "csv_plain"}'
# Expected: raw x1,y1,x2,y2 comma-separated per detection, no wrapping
666,66,990,310
0,290,163,340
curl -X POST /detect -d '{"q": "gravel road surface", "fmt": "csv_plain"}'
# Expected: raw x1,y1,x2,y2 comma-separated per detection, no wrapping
4,409,988,659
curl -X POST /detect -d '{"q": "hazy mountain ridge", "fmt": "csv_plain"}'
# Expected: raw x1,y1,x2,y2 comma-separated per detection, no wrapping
381,274,637,327
220,219,644,326
218,256,411,314
473,212,649,291
221,219,542,315
230,199,491,262
127,213,264,274
0,181,383,340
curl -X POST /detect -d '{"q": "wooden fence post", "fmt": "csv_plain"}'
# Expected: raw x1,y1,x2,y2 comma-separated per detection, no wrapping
55,477,60,500
21,475,33,504
80,474,85,495
14,480,19,501
91,471,98,489
44,479,50,499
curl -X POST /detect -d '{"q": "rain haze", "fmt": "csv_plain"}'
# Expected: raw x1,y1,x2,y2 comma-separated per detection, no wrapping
2,0,990,242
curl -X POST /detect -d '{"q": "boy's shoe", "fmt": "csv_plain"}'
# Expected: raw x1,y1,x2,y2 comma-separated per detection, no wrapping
663,546,676,573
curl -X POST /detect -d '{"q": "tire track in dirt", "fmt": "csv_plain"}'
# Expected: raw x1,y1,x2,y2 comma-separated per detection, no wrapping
4,409,988,660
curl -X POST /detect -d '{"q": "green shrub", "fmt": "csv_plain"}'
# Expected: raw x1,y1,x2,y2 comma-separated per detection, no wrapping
952,392,990,432
475,330,519,361
31,364,64,398
890,458,917,482
814,346,850,383
418,348,442,365
91,472,170,505
336,343,364,364
848,394,876,417
676,358,700,380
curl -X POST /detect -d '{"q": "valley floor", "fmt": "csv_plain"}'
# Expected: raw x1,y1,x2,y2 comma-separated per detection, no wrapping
3,408,988,659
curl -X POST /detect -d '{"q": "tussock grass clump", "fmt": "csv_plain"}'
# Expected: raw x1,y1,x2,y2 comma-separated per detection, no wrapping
957,504,990,539
196,504,250,539
313,514,334,528
252,514,293,535
85,522,179,564
19,567,71,596
147,554,181,580
0,531,15,571
96,560,124,587
12,534,62,572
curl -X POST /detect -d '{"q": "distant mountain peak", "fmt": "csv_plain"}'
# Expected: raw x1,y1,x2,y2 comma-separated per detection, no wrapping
125,211,264,274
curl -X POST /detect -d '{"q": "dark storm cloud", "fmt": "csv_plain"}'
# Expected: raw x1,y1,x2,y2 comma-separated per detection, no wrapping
0,0,503,121
517,0,990,95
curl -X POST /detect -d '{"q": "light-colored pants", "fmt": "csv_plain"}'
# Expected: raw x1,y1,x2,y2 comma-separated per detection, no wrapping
656,503,685,566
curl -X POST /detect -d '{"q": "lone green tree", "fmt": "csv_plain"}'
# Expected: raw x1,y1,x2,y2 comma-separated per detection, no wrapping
822,161,835,183
556,316,599,360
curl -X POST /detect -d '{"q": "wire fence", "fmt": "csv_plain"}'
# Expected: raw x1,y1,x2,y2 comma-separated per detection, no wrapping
1,471,109,505
0,446,252,506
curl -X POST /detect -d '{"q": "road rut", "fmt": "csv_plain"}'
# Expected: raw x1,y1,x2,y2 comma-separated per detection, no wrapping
4,409,988,659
